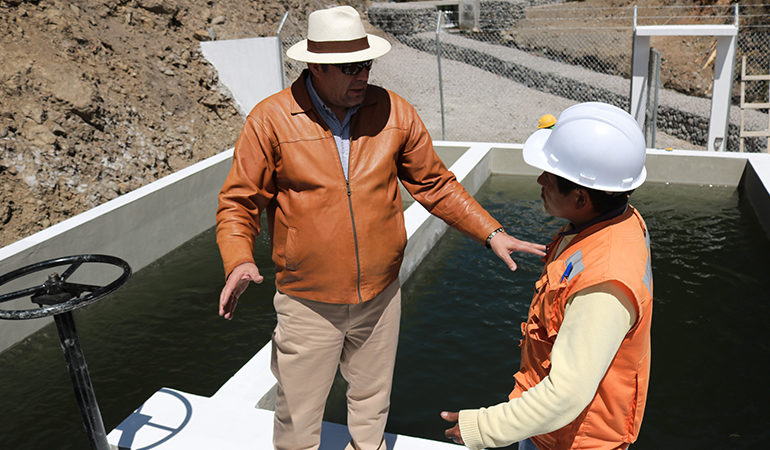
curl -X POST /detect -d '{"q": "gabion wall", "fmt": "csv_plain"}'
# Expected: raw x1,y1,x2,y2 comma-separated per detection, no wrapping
368,2,440,36
401,33,740,150
368,1,526,35
367,0,765,152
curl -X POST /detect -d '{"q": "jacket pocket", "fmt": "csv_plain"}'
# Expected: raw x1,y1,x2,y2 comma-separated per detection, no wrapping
528,268,567,343
396,211,407,252
285,227,298,271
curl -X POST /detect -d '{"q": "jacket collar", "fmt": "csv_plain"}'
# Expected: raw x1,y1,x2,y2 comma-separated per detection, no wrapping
559,202,629,237
546,204,634,260
290,70,315,116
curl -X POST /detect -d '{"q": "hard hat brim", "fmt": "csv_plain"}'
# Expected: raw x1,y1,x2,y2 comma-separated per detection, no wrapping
522,128,553,173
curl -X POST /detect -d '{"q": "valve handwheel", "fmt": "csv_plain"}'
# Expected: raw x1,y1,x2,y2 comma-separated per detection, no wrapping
0,254,131,450
0,254,131,320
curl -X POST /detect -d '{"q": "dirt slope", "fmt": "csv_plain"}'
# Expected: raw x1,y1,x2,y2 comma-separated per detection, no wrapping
0,0,364,247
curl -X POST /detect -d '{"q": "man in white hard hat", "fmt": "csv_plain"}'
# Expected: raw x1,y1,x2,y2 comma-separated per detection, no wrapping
442,102,653,449
215,6,545,449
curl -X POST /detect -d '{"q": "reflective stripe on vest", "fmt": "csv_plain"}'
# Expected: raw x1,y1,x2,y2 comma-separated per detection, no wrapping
642,228,652,294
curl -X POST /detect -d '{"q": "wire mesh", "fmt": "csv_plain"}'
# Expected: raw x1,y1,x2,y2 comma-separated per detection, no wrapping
277,2,770,152
276,12,307,88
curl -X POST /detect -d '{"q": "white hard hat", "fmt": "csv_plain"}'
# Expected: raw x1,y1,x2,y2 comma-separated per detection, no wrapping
523,102,647,192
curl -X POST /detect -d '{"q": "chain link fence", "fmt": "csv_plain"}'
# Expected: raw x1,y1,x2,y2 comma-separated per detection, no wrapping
276,10,307,88
277,1,770,152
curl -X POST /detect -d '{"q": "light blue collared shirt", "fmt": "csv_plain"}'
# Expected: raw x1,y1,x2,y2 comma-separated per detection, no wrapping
306,74,361,180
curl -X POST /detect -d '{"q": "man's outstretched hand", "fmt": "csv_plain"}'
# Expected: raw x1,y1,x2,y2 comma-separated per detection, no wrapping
219,262,263,320
441,411,464,445
489,232,546,271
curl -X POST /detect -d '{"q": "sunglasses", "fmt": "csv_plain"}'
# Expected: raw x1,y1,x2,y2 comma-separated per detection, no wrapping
332,60,373,76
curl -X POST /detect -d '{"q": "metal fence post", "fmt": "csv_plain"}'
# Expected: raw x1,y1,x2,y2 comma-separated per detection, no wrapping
645,47,661,147
436,10,446,141
277,11,290,89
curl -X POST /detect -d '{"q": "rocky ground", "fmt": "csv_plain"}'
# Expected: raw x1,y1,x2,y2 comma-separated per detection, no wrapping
1,0,763,247
0,0,366,247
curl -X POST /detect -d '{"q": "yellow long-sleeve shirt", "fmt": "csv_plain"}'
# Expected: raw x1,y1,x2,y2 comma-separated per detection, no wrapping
458,236,637,450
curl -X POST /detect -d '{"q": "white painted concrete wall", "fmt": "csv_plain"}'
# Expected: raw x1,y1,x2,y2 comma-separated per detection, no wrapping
0,151,232,353
199,37,283,116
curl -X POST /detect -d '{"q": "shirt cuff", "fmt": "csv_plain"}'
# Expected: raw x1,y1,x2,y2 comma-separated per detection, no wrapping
459,409,485,450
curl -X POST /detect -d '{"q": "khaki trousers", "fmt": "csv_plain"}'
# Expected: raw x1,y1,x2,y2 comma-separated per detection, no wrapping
271,280,401,450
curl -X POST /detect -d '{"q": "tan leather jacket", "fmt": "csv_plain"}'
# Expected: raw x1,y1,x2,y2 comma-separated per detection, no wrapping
216,71,501,304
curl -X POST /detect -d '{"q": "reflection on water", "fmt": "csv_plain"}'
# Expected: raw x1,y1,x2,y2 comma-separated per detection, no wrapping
1,176,769,449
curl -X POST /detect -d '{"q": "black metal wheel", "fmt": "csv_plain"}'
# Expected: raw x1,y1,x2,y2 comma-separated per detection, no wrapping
0,254,131,320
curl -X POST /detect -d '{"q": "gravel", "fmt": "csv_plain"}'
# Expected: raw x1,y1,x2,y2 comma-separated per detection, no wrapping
371,39,578,144
370,35,761,151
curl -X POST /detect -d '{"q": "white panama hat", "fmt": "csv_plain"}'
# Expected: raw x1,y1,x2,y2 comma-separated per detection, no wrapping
286,5,391,64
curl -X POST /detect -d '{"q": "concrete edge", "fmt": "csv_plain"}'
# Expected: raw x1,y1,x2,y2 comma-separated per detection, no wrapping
0,148,234,354
0,149,232,261
742,154,770,239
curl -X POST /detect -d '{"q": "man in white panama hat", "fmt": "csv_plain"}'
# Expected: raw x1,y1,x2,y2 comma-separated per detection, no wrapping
215,5,545,449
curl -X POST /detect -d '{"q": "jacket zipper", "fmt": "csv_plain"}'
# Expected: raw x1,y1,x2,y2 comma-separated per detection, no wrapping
322,108,363,303
346,179,363,303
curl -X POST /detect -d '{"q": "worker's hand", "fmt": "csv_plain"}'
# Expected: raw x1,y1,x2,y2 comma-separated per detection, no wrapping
441,411,464,445
219,262,263,320
489,232,546,271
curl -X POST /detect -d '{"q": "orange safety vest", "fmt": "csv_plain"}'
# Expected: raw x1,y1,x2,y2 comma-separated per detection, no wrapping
509,206,653,449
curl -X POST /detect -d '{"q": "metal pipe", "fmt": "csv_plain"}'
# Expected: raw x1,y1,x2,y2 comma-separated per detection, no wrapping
54,311,109,450
651,48,661,147
436,10,446,141
277,11,290,89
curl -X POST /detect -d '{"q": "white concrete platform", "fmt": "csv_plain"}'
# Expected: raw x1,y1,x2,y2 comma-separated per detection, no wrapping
107,389,460,449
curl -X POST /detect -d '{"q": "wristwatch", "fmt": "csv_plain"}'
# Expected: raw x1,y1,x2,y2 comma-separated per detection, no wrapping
485,227,505,248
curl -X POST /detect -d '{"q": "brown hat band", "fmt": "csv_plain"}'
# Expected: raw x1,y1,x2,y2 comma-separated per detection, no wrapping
307,37,370,54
